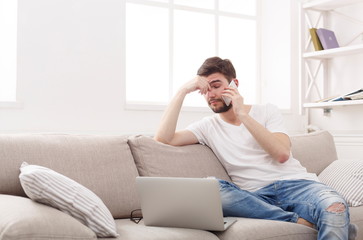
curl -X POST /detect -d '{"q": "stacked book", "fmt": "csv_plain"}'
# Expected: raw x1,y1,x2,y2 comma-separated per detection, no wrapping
310,28,340,51
317,88,363,102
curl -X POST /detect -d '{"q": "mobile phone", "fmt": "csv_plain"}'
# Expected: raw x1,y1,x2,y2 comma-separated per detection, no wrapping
222,80,237,106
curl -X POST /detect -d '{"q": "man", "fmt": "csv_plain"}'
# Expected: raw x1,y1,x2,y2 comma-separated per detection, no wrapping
154,57,356,240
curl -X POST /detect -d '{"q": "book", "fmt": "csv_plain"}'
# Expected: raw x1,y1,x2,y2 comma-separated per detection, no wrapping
309,28,323,51
316,95,339,103
316,28,340,50
343,89,363,100
320,88,363,102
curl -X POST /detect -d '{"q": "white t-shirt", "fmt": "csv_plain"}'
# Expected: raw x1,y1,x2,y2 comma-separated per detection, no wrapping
186,103,318,192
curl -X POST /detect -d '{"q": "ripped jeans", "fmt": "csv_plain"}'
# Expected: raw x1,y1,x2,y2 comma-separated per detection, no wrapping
219,179,350,240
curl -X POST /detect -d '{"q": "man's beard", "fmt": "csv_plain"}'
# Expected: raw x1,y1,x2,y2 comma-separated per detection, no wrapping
208,99,233,113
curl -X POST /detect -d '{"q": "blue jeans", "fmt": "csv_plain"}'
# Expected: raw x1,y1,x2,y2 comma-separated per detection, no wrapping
219,179,350,240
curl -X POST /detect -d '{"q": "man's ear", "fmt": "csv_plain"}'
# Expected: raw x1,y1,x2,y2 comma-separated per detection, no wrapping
233,79,239,87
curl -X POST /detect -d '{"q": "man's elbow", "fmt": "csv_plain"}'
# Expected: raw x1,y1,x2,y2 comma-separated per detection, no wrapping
153,136,176,146
153,136,168,144
276,151,291,163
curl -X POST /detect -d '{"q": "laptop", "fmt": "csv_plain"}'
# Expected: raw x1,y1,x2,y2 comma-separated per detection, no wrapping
136,176,237,231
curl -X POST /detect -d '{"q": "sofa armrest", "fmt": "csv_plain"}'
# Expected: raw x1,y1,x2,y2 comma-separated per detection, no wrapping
290,130,338,175
0,194,96,239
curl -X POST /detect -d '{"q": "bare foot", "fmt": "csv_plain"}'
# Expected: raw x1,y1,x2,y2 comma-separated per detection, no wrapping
297,218,314,228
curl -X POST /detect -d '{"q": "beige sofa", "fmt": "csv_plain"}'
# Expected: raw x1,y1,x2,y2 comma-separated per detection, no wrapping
0,130,362,240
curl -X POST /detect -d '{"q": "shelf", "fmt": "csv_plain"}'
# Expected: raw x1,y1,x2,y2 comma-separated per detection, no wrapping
303,99,363,108
301,1,363,114
303,44,363,59
303,0,363,11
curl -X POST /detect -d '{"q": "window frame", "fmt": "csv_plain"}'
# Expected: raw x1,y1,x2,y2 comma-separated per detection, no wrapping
0,0,21,108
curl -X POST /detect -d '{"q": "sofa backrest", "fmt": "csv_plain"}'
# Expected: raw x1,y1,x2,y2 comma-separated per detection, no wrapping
290,130,338,175
128,135,232,181
0,131,337,220
0,134,140,219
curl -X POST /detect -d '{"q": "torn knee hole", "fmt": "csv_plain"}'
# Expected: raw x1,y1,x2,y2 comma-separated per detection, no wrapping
326,202,346,213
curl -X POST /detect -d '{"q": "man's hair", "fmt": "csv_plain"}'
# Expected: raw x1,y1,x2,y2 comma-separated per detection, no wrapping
197,57,236,82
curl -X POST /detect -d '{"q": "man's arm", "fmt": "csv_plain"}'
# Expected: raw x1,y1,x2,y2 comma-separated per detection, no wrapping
239,115,291,163
223,87,291,163
154,76,209,146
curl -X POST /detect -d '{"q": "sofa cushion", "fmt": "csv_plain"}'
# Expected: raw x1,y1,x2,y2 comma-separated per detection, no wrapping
0,194,96,240
97,219,219,240
350,206,363,239
128,135,231,181
0,134,140,219
19,162,118,238
290,130,338,175
318,159,363,207
214,218,317,240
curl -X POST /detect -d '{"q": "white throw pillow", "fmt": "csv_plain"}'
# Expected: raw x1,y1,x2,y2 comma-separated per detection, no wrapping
19,162,119,238
318,159,363,207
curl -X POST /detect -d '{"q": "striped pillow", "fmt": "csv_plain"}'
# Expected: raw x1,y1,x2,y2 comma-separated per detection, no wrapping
19,162,118,238
318,159,363,207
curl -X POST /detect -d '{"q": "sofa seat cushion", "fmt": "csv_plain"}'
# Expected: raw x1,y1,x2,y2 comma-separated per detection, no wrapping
128,135,231,181
97,219,219,240
214,218,317,240
350,206,363,239
0,194,96,240
0,134,140,219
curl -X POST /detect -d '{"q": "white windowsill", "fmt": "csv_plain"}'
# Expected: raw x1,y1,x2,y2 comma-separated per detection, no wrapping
125,102,294,114
0,101,24,109
125,102,213,113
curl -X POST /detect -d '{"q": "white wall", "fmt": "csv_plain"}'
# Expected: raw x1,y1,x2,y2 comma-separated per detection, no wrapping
0,0,213,135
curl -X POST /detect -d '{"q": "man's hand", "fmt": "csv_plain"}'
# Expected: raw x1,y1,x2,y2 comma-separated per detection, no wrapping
182,76,210,95
221,85,249,118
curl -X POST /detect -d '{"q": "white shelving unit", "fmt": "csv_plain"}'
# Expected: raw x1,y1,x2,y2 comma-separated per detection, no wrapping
303,0,363,11
303,43,363,59
300,0,363,110
303,99,363,108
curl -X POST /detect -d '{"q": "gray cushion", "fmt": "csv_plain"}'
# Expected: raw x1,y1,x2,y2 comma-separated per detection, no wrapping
0,134,140,218
128,135,231,181
290,130,338,175
0,194,96,240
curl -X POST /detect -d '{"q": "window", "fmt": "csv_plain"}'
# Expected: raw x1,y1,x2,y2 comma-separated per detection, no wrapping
125,0,257,108
0,0,17,102
259,0,292,110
